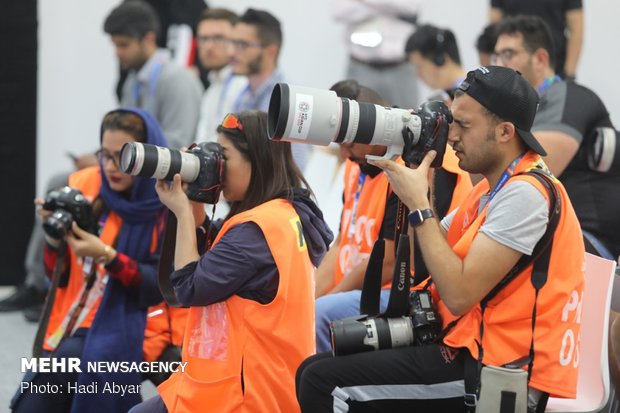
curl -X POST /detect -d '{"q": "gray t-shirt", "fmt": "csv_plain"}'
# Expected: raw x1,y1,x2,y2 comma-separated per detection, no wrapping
441,180,549,255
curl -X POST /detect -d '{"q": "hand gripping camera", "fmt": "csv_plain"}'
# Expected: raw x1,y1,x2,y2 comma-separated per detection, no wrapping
330,234,442,356
267,83,452,166
43,187,98,240
119,142,225,204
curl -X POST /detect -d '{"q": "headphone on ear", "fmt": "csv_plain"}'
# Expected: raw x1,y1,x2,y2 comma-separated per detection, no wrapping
434,29,446,66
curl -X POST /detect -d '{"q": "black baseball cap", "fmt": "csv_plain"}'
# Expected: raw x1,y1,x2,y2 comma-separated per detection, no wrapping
457,66,546,156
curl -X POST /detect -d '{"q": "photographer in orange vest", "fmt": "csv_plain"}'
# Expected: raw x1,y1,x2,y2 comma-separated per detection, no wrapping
297,67,585,412
132,111,333,413
12,109,187,413
314,80,472,353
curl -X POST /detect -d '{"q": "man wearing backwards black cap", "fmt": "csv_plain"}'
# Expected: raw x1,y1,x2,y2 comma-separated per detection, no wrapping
296,66,585,412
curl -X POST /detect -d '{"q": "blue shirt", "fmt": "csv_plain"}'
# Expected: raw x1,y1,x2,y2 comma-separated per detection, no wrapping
233,69,284,113
232,69,313,171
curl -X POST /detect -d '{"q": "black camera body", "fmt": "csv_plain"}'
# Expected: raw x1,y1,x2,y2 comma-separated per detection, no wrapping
185,142,226,204
408,290,442,345
43,187,98,240
330,290,441,356
405,101,453,166
119,141,226,204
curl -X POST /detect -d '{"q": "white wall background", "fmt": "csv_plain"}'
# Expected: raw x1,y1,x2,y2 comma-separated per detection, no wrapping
38,0,620,231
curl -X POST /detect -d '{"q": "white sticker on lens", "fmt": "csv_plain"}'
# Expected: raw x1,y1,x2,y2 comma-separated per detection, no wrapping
290,93,313,140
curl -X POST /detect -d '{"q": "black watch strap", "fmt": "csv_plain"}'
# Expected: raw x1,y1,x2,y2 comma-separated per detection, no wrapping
409,208,435,227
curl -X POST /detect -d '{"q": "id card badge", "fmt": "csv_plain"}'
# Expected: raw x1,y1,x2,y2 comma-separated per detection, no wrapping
82,256,94,276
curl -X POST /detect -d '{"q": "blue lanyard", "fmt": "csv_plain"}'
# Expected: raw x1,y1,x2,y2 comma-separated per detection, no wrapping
133,60,163,106
536,75,561,95
348,172,366,236
487,153,526,204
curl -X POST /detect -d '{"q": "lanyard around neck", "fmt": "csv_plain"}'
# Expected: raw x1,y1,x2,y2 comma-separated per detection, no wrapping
347,171,366,237
133,60,163,106
536,75,561,95
487,152,526,204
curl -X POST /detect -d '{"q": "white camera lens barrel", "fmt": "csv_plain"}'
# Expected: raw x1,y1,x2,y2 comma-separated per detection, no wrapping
119,142,201,183
387,317,415,348
267,83,422,156
268,83,342,146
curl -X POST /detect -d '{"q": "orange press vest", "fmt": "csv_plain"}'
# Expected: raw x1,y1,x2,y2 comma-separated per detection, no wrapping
335,160,391,287
158,199,315,413
143,302,189,362
44,166,186,361
336,152,470,290
435,152,585,398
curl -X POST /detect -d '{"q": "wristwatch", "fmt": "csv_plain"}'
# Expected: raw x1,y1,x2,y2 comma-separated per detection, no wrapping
408,209,435,228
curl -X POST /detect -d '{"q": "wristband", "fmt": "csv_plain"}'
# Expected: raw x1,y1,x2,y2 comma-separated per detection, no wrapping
408,209,435,228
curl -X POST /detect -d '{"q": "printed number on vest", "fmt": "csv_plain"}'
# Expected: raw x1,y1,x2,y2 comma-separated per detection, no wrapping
290,217,307,252
559,289,583,368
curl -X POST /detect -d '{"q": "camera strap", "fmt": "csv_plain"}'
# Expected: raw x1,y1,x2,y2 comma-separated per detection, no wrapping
383,233,412,317
32,242,67,357
359,230,413,318
359,178,412,317
359,239,385,316
359,182,394,316
382,169,415,317
157,212,185,308
359,168,437,317
462,169,561,413
58,261,98,344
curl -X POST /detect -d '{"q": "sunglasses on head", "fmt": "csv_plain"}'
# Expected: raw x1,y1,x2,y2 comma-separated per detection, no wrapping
220,113,244,132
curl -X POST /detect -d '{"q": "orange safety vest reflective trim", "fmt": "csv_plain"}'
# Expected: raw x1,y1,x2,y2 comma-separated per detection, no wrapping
158,199,315,413
435,152,584,398
44,166,185,361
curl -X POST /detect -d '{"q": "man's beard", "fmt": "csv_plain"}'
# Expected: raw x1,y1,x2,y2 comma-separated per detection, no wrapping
246,52,263,75
354,160,383,177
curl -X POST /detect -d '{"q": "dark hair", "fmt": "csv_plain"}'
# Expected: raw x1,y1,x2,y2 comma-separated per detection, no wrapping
495,15,556,69
197,8,238,27
330,79,390,106
101,110,147,143
216,111,311,219
238,8,282,47
103,1,160,39
405,24,461,66
476,23,498,55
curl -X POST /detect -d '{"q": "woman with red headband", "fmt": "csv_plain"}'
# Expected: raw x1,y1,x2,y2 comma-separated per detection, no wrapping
132,111,333,413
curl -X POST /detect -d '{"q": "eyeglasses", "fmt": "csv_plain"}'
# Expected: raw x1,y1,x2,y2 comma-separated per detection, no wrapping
491,48,527,65
220,113,244,131
228,39,263,51
197,35,228,45
96,149,121,169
